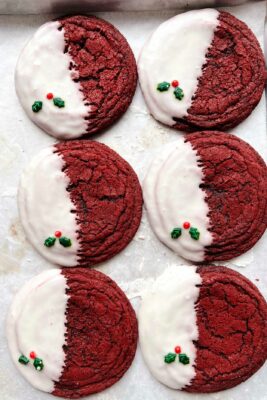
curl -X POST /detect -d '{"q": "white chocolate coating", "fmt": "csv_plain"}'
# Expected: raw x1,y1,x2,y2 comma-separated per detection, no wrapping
6,269,68,392
138,265,201,389
15,21,89,139
138,9,219,126
18,146,80,267
143,138,212,262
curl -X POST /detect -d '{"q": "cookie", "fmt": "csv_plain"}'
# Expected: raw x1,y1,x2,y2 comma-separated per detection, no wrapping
18,140,142,267
7,268,138,398
15,15,137,139
138,9,265,132
138,265,267,393
143,131,267,262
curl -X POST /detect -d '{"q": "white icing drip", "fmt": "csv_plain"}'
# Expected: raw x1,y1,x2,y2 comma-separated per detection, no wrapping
6,269,69,393
143,138,212,262
15,21,89,140
138,9,219,125
18,146,80,267
138,265,201,389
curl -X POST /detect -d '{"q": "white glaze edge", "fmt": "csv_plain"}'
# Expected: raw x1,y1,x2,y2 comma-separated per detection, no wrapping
138,265,201,389
138,9,219,125
143,138,213,262
15,21,90,139
18,146,80,267
6,269,69,393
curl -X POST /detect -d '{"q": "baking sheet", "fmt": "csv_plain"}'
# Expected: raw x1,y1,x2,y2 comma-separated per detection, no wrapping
0,2,266,400
0,0,254,14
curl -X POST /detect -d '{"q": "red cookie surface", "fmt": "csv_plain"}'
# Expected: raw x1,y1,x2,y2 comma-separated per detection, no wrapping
58,15,137,135
53,268,138,398
173,11,266,132
186,131,267,261
187,265,267,393
54,140,143,266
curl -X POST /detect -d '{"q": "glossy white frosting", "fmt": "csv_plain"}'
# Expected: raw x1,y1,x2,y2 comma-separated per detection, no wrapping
138,9,219,125
143,138,212,262
6,269,68,392
15,21,89,139
18,146,80,267
138,265,201,389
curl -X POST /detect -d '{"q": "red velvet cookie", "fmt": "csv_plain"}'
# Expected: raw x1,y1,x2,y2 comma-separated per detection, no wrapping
7,268,138,398
138,9,265,132
15,15,137,139
18,140,143,267
139,265,267,393
143,131,267,263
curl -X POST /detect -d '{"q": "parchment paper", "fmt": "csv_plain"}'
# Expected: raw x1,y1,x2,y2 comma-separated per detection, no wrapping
0,2,266,400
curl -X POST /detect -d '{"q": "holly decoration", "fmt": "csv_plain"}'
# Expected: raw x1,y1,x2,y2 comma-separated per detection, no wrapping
18,351,44,371
18,355,29,365
30,351,37,359
33,357,44,371
59,236,72,247
157,81,170,92
32,94,65,113
189,227,200,241
44,231,72,248
53,97,65,108
164,353,176,364
179,353,190,365
156,80,184,100
174,87,184,100
32,101,42,113
44,237,56,247
171,227,182,239
164,346,190,365
171,222,200,241
183,222,190,229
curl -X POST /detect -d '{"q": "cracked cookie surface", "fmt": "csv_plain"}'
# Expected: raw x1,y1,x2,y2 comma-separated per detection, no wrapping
53,268,138,398
138,265,267,393
143,131,267,263
59,15,137,135
7,268,138,398
138,9,265,133
15,15,137,139
18,141,143,267
188,265,267,392
187,131,267,261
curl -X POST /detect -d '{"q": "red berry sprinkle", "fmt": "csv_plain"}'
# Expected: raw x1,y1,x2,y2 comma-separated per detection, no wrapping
175,346,181,354
46,93,54,100
172,80,179,88
55,231,62,238
30,351,36,359
183,222,190,229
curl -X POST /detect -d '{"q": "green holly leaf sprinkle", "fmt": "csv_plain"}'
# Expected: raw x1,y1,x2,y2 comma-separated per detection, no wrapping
179,353,190,365
44,237,56,247
59,236,72,247
157,82,170,92
32,101,43,112
189,227,200,241
173,87,184,100
33,358,44,371
18,355,29,365
171,228,182,239
53,97,65,108
164,353,176,364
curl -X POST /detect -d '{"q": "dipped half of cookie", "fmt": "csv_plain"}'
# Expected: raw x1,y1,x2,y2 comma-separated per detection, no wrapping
138,265,267,392
143,131,267,263
15,15,137,139
7,268,138,398
138,9,266,132
18,140,142,267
